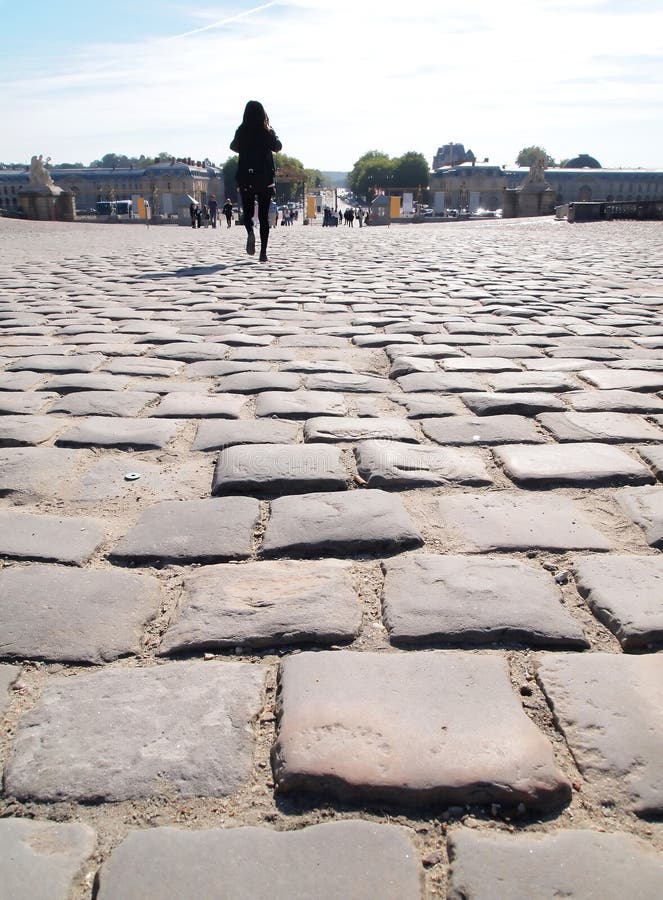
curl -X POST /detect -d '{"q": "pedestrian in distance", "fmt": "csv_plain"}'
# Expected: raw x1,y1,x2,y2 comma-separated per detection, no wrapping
223,198,233,228
202,204,210,228
208,195,218,228
195,205,202,228
230,100,282,263
189,200,197,228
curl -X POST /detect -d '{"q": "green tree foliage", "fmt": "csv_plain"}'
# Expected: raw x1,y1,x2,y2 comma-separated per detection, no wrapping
349,150,430,201
88,152,178,168
516,146,556,167
392,151,430,190
348,151,393,201
222,155,239,201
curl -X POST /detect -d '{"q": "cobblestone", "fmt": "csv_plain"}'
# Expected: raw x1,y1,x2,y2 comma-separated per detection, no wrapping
1,217,662,897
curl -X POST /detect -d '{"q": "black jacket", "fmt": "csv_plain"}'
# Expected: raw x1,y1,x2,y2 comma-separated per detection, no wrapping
230,126,282,190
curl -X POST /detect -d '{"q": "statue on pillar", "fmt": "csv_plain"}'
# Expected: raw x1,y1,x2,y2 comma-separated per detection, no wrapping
28,155,56,189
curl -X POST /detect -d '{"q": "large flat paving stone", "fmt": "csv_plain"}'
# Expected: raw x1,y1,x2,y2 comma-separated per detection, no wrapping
212,443,348,495
460,392,566,416
304,416,418,443
95,820,422,900
579,369,663,392
0,510,105,565
382,554,587,648
566,389,663,412
355,440,493,488
435,493,611,551
397,372,484,393
616,486,663,547
488,371,579,392
537,411,663,442
273,651,571,811
41,373,131,393
4,660,267,802
573,554,663,649
0,565,161,663
255,390,348,419
637,444,663,479
447,828,663,900
536,653,663,815
214,371,301,393
0,391,59,414
161,559,360,654
110,497,260,563
147,392,245,418
47,389,157,417
262,490,423,558
73,456,207,502
422,415,544,445
392,394,458,418
55,416,179,449
0,414,65,446
0,819,96,900
0,663,20,714
495,443,654,487
303,373,391,392
6,353,104,373
192,418,300,451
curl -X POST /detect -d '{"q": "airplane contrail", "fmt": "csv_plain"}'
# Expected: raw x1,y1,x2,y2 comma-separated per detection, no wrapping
163,1,278,41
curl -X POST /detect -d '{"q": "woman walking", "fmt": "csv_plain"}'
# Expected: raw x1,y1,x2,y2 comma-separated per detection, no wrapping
230,101,282,263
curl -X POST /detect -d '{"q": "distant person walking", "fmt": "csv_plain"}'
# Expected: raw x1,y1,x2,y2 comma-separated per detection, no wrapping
230,100,282,263
222,199,233,228
189,200,197,228
208,195,218,228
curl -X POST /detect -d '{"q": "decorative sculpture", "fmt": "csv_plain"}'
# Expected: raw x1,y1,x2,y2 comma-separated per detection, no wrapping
28,155,56,189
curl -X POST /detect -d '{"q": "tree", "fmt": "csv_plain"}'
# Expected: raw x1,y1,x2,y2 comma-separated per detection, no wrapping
348,151,395,201
391,151,430,189
516,146,556,167
222,155,239,201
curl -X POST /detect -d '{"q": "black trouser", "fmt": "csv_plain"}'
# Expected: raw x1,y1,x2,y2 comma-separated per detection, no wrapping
240,186,272,250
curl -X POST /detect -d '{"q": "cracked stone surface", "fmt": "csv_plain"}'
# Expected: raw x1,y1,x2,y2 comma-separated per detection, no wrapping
95,821,423,900
536,653,663,815
422,414,544,445
263,490,423,557
447,829,663,900
304,416,418,443
0,565,161,663
273,651,571,810
0,663,20,714
55,415,179,449
435,492,612,551
211,443,348,495
3,215,663,891
495,442,655,487
109,497,260,563
382,554,587,647
616,486,663,547
354,439,493,488
0,510,105,564
5,661,267,802
537,411,663,443
0,819,96,900
192,418,300,451
160,559,361,653
573,554,663,649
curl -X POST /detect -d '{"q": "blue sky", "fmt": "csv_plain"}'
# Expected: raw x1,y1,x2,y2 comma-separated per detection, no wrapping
2,0,662,171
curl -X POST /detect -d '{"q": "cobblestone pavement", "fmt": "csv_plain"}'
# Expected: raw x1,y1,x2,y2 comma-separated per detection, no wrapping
1,216,663,898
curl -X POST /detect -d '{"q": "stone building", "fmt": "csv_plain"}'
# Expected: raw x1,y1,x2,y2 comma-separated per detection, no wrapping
431,157,663,212
0,161,224,217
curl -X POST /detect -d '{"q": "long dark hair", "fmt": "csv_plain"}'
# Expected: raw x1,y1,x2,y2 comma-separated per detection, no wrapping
241,100,270,133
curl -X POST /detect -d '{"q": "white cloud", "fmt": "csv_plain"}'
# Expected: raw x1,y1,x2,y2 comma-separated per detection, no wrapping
3,0,662,169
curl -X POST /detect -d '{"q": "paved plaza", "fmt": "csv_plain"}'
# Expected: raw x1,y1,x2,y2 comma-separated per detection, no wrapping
1,215,663,897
